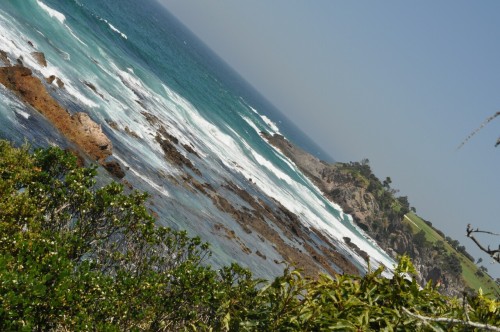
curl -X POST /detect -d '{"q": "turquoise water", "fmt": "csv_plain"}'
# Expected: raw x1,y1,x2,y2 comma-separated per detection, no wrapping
0,0,396,278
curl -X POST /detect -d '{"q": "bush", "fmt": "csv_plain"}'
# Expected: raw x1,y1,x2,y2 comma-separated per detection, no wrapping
0,141,498,330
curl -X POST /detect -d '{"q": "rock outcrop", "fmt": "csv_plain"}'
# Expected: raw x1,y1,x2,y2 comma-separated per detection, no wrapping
0,66,112,162
31,52,47,67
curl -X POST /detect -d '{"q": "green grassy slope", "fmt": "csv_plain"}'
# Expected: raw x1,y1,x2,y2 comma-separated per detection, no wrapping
404,212,500,296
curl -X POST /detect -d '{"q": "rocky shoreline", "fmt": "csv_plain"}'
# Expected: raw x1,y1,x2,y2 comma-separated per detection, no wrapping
0,48,126,179
263,133,468,295
0,49,360,277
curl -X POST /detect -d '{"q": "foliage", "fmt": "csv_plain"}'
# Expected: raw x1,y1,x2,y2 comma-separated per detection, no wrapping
341,160,410,222
0,140,499,331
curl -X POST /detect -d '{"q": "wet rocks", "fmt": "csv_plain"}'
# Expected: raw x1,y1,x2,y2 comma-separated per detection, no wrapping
0,65,112,162
124,126,140,138
103,160,126,179
210,181,359,276
31,51,47,67
46,75,64,88
155,129,201,176
0,50,10,66
84,81,104,99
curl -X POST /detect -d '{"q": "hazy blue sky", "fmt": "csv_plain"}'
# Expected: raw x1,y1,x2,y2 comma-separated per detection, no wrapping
159,1,500,278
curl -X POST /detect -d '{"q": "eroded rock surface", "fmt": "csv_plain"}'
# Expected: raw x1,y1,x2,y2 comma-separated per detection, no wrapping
0,66,112,162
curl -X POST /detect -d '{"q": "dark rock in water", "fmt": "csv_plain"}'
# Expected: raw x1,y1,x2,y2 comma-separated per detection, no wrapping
155,131,201,176
183,143,200,158
124,126,140,138
255,250,266,260
46,75,56,84
0,50,10,66
103,160,126,179
106,119,119,130
84,81,104,99
56,77,64,88
46,74,64,89
141,111,161,126
158,125,179,144
31,51,47,67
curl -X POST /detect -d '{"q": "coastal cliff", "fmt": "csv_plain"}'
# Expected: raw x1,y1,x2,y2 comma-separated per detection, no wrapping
263,133,470,296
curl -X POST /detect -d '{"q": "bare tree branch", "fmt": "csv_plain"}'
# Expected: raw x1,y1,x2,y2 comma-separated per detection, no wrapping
458,111,500,149
466,224,500,263
402,307,500,331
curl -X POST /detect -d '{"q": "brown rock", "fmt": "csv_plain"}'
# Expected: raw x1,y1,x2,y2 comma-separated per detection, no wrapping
56,78,64,88
0,66,112,161
31,52,47,67
46,75,56,84
106,119,119,130
0,50,10,66
103,160,125,179
72,112,112,155
124,126,140,138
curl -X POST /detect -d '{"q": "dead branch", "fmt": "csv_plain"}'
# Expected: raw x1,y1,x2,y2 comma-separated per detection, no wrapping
402,307,500,331
458,111,500,149
466,224,500,263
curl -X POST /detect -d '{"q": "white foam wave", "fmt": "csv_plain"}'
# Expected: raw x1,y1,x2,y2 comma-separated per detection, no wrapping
241,116,261,134
65,25,87,46
105,20,128,39
247,105,280,134
113,155,170,197
36,0,65,24
35,1,87,46
261,114,280,133
15,110,30,119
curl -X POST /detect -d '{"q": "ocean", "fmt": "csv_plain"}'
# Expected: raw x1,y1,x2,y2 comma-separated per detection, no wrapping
0,0,396,278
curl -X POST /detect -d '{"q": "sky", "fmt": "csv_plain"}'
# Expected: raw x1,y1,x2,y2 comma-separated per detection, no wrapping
158,1,500,279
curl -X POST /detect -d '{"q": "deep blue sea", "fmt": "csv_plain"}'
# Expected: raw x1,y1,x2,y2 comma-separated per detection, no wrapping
0,0,395,278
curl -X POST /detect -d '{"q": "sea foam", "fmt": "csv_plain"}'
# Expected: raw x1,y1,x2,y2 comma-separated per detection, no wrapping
36,0,66,24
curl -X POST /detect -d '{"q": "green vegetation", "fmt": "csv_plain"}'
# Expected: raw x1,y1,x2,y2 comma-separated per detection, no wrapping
0,140,499,331
338,159,411,225
404,213,500,296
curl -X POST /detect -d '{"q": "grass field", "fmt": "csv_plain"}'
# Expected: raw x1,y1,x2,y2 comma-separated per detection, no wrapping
403,212,500,297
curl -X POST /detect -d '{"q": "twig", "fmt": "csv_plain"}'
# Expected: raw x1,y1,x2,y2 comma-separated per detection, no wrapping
457,112,500,149
402,307,500,331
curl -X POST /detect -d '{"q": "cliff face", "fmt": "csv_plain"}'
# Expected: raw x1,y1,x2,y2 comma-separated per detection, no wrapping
264,133,466,296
